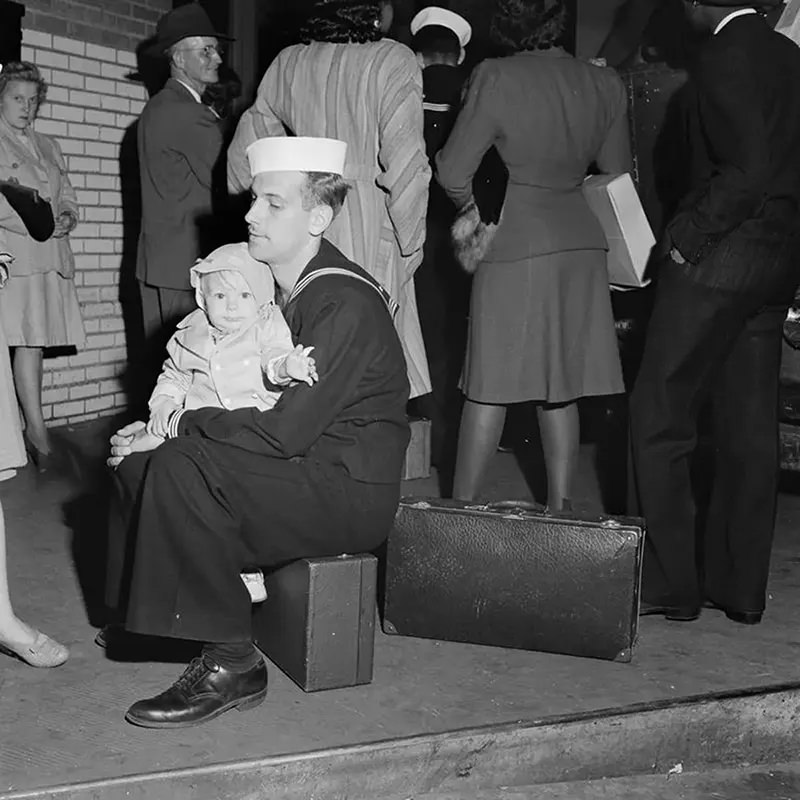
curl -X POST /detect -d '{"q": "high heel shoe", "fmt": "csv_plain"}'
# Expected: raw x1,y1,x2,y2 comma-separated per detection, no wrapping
0,629,69,667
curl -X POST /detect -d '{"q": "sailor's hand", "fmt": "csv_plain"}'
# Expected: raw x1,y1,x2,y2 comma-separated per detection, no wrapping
107,420,164,469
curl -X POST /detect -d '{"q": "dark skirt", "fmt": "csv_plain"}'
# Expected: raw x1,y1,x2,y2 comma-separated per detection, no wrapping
462,249,624,404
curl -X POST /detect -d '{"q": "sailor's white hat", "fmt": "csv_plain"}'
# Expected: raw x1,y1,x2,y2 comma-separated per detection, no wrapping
410,6,472,47
246,136,347,177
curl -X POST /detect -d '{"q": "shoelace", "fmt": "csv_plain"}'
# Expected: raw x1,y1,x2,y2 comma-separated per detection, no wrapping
172,656,216,693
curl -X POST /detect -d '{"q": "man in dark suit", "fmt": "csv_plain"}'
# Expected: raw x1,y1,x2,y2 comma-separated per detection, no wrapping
630,0,800,624
136,5,228,358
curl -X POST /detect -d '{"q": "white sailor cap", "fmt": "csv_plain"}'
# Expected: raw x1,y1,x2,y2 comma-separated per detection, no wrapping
246,136,348,178
410,6,472,47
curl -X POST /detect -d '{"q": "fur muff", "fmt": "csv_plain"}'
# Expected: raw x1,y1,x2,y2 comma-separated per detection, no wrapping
451,199,500,274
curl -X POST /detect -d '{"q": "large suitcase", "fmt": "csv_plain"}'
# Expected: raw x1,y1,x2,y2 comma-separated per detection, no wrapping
383,498,645,663
253,554,377,692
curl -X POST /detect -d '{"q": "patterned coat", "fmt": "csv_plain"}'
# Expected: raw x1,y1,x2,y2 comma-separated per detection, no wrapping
227,39,432,397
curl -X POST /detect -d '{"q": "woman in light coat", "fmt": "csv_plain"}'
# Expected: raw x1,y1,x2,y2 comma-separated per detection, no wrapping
0,62,84,470
0,246,68,667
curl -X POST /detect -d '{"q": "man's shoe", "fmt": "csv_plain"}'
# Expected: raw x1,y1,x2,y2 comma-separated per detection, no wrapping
94,623,125,649
725,609,763,625
125,654,268,728
639,601,700,621
703,600,762,626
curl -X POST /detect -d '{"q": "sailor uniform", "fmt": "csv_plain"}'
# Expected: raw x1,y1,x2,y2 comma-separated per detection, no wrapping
106,240,410,643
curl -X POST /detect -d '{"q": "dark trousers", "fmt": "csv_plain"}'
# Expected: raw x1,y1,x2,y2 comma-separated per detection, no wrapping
135,281,196,410
629,267,786,611
106,437,399,643
138,281,196,344
412,211,470,466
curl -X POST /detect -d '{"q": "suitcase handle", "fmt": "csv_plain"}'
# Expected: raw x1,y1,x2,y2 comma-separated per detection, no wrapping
484,499,547,514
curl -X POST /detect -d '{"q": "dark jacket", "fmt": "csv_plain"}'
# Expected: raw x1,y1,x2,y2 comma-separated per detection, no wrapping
667,14,800,303
136,78,223,290
436,48,632,262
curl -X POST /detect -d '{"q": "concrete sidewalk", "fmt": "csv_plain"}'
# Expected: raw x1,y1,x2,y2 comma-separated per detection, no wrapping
1,418,799,798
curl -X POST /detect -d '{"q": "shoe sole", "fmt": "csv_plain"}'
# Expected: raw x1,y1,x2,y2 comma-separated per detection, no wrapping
665,610,700,622
639,606,700,622
124,687,268,729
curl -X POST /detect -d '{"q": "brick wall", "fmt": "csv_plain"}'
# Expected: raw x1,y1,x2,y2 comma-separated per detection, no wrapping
18,0,171,426
23,0,171,52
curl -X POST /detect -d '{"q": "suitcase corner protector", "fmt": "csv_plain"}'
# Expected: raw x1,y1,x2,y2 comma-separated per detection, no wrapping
613,647,633,663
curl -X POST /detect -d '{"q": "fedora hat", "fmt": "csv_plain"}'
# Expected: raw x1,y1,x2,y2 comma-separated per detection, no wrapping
148,3,232,54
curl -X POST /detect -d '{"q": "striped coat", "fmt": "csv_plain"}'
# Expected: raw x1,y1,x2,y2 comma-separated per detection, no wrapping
227,39,432,397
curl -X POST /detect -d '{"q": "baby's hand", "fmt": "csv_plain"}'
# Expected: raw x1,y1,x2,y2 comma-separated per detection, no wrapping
284,344,318,386
146,400,180,438
0,253,12,289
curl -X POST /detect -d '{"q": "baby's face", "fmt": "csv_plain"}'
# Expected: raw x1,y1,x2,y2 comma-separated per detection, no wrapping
203,270,259,334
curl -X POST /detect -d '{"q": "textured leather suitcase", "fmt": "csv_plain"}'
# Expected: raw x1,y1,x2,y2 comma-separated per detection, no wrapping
253,554,377,692
383,498,645,662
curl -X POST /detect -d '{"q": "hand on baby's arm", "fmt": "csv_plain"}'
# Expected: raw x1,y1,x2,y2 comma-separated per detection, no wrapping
146,398,182,437
279,344,318,386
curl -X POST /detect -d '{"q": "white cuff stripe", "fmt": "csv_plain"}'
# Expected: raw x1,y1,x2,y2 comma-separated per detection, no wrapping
167,408,185,439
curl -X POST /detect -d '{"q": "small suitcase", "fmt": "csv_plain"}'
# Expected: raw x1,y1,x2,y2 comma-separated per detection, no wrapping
383,498,645,662
253,554,377,692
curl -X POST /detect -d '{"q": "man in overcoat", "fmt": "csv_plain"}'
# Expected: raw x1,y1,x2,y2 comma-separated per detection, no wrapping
105,136,410,728
630,0,800,624
136,4,228,347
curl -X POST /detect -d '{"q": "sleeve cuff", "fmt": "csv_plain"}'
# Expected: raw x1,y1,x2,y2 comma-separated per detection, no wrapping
265,355,291,387
166,407,186,439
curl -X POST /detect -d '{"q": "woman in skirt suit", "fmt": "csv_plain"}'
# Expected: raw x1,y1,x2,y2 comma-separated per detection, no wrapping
436,0,633,509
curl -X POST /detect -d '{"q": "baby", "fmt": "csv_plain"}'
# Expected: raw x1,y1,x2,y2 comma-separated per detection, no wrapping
146,243,317,603
147,242,317,438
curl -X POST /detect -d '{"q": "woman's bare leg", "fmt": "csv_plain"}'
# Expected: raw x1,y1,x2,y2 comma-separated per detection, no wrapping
0,499,32,640
0,498,68,665
452,399,506,500
537,401,580,510
12,346,50,453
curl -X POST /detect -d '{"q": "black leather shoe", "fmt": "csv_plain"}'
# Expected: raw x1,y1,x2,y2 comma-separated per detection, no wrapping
125,654,268,728
639,601,700,621
94,623,124,649
703,601,762,625
725,609,762,625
